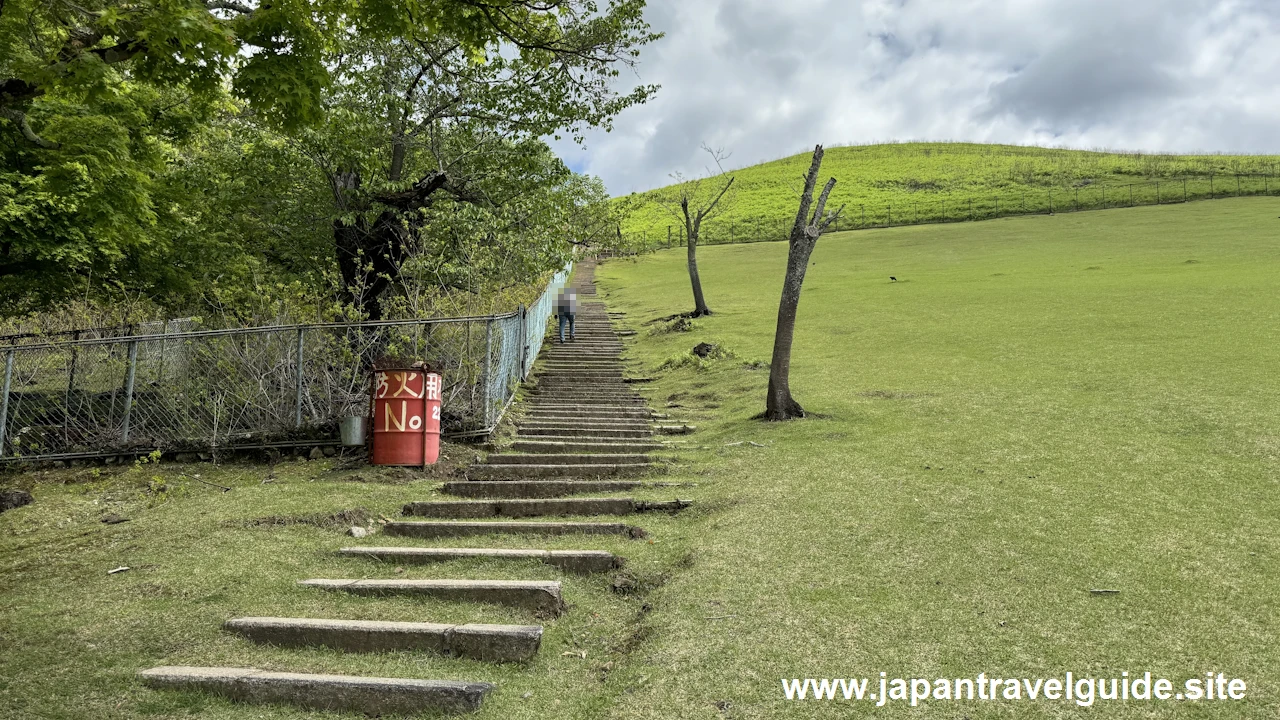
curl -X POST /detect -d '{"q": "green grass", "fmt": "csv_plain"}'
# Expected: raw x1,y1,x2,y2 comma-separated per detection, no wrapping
593,197,1280,717
0,451,698,719
3,197,1279,718
619,142,1280,242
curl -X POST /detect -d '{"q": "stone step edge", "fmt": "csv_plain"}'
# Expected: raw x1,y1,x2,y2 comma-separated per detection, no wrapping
338,547,622,573
401,498,691,517
438,480,649,499
223,617,542,662
137,666,493,715
383,520,649,540
298,578,567,616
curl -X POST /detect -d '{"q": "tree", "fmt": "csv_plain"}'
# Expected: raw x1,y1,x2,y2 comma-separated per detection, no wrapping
303,25,657,319
763,144,844,421
659,144,734,317
0,0,658,316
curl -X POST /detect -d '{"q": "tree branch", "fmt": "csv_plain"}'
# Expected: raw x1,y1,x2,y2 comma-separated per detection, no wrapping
206,0,253,14
809,178,836,230
1,108,58,148
818,204,846,232
696,176,735,223
791,145,824,234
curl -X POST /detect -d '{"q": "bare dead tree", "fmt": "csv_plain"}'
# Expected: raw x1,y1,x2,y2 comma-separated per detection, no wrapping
658,144,735,316
763,144,844,421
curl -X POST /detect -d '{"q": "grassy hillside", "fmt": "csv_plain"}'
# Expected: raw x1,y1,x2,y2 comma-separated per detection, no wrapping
619,142,1280,243
595,196,1280,717
3,197,1279,718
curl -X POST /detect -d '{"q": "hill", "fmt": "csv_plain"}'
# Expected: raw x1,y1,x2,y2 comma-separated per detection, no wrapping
617,142,1280,244
595,197,1280,717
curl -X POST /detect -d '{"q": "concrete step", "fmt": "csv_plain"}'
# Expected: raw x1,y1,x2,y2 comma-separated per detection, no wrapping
485,452,651,465
536,371,623,378
468,463,657,478
523,408,654,418
527,393,646,400
440,480,647,498
656,424,698,435
518,415,651,426
525,398,645,406
523,406,655,418
517,427,653,439
517,426,654,436
299,578,566,616
384,520,646,540
138,666,492,715
535,380,631,388
509,439,661,453
402,497,687,518
521,418,652,428
512,433,658,443
338,547,621,574
223,617,542,662
534,365,627,370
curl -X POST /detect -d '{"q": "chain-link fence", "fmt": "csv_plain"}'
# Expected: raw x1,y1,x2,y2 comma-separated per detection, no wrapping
0,263,571,461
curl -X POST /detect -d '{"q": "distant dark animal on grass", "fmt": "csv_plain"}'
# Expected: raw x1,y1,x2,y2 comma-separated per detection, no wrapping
889,276,897,282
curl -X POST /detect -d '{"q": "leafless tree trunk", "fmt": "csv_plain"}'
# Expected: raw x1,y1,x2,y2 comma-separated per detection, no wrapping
681,187,729,316
659,144,735,317
764,145,844,421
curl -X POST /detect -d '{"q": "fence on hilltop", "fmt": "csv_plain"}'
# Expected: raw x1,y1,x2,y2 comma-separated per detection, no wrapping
0,264,572,462
621,172,1280,250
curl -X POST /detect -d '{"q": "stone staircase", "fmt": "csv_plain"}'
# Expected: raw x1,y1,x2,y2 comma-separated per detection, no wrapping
138,257,692,715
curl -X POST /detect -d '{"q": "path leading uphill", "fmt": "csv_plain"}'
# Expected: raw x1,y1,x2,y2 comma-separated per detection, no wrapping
138,256,694,716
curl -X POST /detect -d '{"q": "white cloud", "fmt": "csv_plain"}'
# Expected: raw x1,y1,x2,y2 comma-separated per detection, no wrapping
552,0,1280,195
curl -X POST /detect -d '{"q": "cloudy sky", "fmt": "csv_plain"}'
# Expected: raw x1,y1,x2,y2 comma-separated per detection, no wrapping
549,0,1280,196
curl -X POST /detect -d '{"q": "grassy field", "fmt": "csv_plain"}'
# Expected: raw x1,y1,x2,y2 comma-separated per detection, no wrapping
2,197,1278,718
619,142,1280,243
594,197,1280,717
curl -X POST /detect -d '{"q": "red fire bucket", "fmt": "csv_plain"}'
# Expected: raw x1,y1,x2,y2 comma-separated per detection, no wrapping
370,368,442,466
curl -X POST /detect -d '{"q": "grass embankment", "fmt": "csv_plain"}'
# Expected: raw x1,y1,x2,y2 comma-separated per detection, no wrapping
619,142,1280,242
0,448,698,719
593,197,1280,717
3,197,1279,718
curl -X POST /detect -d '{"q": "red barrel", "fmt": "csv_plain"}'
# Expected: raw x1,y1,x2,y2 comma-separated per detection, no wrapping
371,368,442,466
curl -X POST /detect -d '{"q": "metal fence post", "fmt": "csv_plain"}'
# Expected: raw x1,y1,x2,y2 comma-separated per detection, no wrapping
0,350,12,455
483,318,493,427
295,327,305,428
1183,178,1187,202
518,304,528,378
121,340,138,442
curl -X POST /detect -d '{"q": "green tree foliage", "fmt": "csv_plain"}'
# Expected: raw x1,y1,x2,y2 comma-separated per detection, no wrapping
0,0,658,317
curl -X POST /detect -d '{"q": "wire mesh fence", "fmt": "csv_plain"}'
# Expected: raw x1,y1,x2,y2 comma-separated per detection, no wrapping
623,172,1279,250
0,263,572,461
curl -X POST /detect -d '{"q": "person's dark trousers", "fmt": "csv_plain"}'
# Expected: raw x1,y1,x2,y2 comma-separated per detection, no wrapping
558,313,576,342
